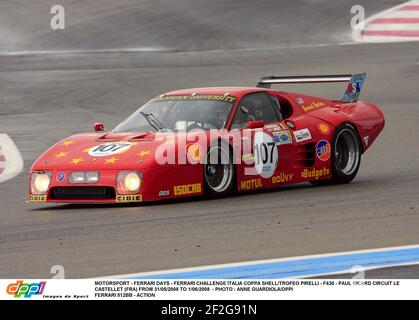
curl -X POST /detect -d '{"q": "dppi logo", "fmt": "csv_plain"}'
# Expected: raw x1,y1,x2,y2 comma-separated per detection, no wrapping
6,280,46,298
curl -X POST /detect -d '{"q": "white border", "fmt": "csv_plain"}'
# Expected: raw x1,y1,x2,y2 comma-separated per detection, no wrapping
104,244,419,279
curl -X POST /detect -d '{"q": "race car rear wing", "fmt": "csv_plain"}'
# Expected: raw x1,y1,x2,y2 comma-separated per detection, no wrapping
256,73,366,103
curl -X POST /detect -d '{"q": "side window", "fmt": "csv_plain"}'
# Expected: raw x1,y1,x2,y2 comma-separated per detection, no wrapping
231,93,281,129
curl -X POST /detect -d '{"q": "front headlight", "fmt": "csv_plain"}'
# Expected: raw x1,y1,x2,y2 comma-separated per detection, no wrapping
31,172,51,194
125,173,141,192
117,171,142,194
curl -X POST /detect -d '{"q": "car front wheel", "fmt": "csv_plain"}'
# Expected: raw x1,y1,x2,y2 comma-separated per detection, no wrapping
204,142,235,196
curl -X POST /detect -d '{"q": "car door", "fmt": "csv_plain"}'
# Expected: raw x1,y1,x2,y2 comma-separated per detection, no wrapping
230,92,295,191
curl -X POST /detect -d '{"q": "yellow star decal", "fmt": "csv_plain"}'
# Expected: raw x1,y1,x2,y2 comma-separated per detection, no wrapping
54,152,68,159
82,147,92,153
105,157,119,164
62,141,74,147
137,150,151,157
70,157,83,165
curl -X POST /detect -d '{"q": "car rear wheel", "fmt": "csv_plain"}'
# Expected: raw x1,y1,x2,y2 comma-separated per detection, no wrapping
204,142,235,196
311,123,361,185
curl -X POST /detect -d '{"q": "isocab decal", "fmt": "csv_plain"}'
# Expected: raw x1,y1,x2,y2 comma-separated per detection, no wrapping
253,131,278,179
316,140,331,161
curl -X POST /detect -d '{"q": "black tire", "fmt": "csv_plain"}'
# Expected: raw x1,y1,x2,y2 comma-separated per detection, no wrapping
203,141,235,196
311,123,362,185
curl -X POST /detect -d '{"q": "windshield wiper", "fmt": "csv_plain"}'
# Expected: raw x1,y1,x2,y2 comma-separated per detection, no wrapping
140,112,165,132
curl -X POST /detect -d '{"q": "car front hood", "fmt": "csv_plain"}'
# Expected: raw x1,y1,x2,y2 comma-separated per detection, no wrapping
31,131,179,171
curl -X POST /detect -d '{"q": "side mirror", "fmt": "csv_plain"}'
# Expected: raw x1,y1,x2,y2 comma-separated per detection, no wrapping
247,120,265,129
94,122,104,132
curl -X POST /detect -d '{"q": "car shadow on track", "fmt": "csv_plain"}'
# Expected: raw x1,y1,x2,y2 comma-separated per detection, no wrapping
29,182,318,211
30,179,374,212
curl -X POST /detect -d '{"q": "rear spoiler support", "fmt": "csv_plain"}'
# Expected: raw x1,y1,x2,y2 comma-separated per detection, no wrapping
257,73,367,103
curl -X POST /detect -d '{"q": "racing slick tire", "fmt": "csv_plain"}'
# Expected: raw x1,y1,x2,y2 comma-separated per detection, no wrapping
204,141,235,196
311,123,362,185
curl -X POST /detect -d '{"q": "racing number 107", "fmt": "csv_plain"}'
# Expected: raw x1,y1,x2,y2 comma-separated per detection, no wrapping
92,144,127,153
254,142,275,164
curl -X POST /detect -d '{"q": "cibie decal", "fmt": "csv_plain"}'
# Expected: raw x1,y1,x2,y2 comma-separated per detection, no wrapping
116,195,142,203
253,132,278,179
318,123,330,135
273,130,293,146
88,142,132,157
293,129,312,143
272,172,293,184
29,195,46,203
316,140,331,161
6,280,46,298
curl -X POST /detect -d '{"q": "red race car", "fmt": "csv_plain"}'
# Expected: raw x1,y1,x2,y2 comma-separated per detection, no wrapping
29,73,384,204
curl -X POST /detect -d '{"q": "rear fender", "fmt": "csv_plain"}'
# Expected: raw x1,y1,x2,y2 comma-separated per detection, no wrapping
309,101,385,153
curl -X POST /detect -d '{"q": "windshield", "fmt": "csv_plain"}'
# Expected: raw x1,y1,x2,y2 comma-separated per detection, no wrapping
113,95,236,132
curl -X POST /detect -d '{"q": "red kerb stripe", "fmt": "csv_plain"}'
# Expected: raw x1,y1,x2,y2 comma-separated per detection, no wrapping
398,5,419,11
362,30,419,37
372,18,419,24
0,155,5,162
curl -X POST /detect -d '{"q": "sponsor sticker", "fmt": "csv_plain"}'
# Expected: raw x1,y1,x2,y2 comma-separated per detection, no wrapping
174,183,202,196
316,140,331,161
318,123,331,135
240,178,263,191
253,132,278,179
116,195,142,203
265,124,281,132
272,172,294,184
152,95,237,103
293,129,312,143
29,195,46,203
301,167,330,180
159,190,170,197
273,130,293,146
88,142,132,157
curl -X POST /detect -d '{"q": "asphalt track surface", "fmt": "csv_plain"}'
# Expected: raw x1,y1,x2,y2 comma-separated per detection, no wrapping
0,0,418,279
